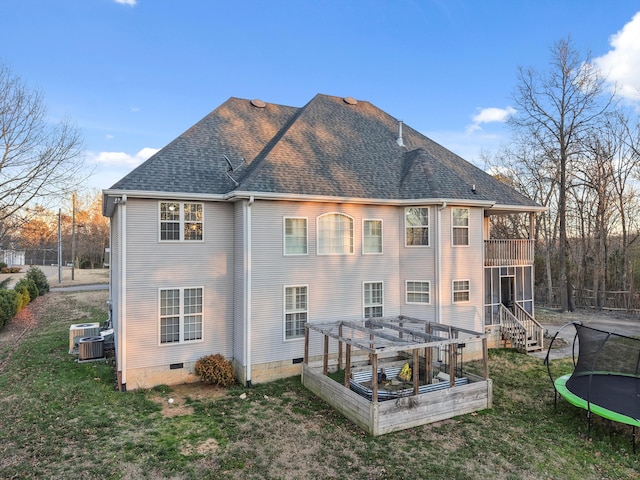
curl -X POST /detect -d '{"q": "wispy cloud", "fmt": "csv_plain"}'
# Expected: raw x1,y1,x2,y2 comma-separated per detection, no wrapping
594,12,640,102
88,147,158,168
115,0,137,6
466,106,516,134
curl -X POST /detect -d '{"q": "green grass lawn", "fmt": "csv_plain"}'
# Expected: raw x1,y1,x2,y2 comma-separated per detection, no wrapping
1,291,639,479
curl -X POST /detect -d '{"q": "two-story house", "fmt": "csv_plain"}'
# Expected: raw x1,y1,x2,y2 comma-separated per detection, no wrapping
102,94,544,391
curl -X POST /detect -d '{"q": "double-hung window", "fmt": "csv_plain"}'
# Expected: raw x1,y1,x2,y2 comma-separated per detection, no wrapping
159,287,203,344
284,218,308,255
406,281,430,304
363,219,383,254
452,208,469,246
160,202,203,241
405,207,429,246
453,280,470,303
284,285,308,340
317,213,354,255
363,282,383,318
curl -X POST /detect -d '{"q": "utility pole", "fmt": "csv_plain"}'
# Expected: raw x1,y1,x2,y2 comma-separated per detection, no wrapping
58,208,62,284
71,193,76,281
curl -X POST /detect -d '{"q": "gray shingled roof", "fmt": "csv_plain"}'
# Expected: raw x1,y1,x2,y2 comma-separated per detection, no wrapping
109,94,539,208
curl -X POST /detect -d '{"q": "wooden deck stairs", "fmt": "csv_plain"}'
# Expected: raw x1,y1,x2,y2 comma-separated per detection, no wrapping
498,304,544,353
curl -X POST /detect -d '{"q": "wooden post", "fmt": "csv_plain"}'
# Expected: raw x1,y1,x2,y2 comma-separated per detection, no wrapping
425,323,431,384
449,343,455,387
369,332,374,365
371,354,378,403
344,344,351,388
338,323,343,370
323,335,329,375
304,325,309,364
413,349,419,395
482,337,489,380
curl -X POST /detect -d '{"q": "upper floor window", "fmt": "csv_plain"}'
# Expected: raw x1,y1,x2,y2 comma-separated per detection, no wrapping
405,207,429,246
159,287,203,344
453,280,470,303
363,281,383,318
452,208,469,246
317,213,354,255
160,202,203,241
284,217,308,255
406,281,430,304
284,285,308,340
363,219,383,254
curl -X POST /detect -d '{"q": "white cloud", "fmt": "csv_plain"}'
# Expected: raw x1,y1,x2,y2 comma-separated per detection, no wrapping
594,12,640,102
466,106,516,134
130,106,141,113
115,0,137,6
106,134,115,140
88,147,158,168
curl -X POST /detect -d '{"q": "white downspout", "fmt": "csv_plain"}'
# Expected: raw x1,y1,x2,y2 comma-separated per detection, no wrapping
436,201,447,324
245,196,254,387
119,195,128,390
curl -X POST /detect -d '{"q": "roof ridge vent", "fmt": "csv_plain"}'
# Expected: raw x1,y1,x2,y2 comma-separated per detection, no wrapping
250,98,266,108
343,96,358,105
396,120,404,147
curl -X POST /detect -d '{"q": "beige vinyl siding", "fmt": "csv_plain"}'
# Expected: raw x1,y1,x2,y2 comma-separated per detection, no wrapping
399,205,437,320
248,201,402,365
438,206,484,331
123,198,234,370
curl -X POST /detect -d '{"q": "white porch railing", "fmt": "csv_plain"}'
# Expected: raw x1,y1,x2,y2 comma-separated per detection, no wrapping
485,239,534,266
498,303,544,353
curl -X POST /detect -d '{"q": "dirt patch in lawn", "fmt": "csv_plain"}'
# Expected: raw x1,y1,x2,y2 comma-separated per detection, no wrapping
151,382,229,418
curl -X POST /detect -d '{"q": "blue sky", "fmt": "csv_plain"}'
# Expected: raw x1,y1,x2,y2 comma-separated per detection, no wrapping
2,1,640,191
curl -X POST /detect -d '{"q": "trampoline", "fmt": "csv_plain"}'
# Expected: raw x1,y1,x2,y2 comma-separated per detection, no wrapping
545,321,640,451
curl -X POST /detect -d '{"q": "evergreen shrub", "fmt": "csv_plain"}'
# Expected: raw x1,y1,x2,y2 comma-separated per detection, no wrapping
25,266,49,295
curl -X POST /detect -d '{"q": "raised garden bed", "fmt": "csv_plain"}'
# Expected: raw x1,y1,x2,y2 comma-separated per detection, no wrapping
302,316,493,436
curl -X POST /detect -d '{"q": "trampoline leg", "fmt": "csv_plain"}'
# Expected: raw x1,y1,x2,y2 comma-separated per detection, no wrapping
587,411,591,440
633,426,636,454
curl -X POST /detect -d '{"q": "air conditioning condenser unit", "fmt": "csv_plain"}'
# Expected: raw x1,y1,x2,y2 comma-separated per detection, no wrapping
78,336,105,362
69,323,100,354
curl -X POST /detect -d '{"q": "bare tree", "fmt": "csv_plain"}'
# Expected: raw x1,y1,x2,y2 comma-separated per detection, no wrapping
509,37,613,312
0,64,86,233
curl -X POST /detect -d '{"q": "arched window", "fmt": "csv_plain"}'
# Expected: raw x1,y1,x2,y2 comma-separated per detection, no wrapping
317,213,354,255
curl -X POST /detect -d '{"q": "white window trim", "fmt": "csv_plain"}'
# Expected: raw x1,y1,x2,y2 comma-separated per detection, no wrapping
452,279,471,304
404,207,430,247
316,212,355,256
283,284,309,341
158,201,204,242
362,218,383,255
283,217,308,256
405,280,431,305
363,281,384,319
158,286,205,346
451,207,470,247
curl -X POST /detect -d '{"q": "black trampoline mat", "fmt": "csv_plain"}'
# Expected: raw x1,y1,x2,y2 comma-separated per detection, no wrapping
566,374,640,420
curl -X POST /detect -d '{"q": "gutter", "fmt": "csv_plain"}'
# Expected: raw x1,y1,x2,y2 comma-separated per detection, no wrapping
245,196,254,387
117,195,128,391
436,201,446,325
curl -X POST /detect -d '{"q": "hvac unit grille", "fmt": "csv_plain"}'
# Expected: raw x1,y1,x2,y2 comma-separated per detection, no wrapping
78,336,105,362
69,323,100,354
